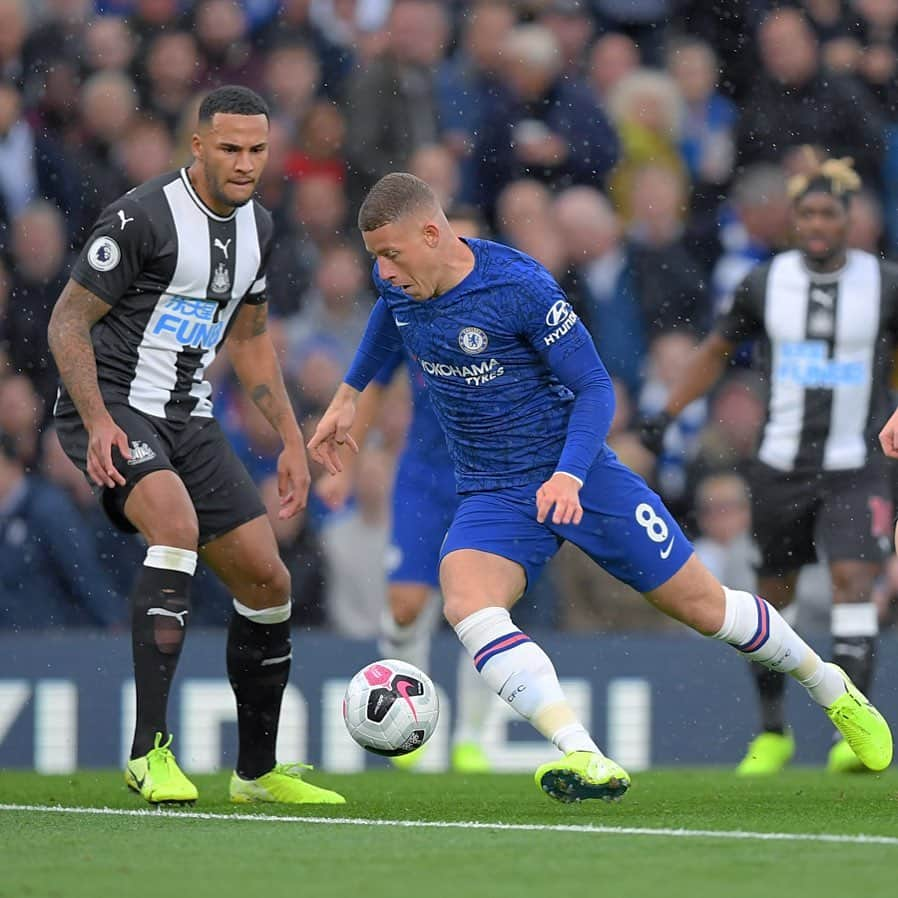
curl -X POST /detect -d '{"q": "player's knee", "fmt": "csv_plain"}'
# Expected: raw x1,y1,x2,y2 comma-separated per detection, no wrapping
442,593,482,628
256,559,291,603
145,517,199,551
831,566,876,604
392,603,421,628
389,586,429,627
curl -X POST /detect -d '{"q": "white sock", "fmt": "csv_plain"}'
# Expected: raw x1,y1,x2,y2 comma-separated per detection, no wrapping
831,602,878,645
378,607,430,672
453,649,499,747
454,607,601,755
714,588,845,707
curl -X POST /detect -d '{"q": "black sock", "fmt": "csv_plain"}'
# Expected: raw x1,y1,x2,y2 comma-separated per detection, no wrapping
751,663,786,734
832,635,876,696
227,610,292,780
130,565,192,758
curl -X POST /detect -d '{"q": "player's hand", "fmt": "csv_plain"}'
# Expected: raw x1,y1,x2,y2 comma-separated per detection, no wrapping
536,472,583,526
879,406,898,458
307,398,360,475
277,442,312,519
314,464,355,510
86,413,130,488
637,412,672,457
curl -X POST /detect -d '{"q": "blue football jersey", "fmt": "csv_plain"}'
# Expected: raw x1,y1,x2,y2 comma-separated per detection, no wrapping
373,239,597,493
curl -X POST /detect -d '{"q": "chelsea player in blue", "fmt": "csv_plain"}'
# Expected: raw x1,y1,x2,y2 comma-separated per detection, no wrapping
318,344,498,772
310,174,892,802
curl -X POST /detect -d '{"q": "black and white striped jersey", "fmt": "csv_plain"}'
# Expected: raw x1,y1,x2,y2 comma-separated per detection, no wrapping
55,168,273,423
716,249,898,473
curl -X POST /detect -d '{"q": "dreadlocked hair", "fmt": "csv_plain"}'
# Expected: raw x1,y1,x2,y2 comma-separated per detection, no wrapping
786,147,862,202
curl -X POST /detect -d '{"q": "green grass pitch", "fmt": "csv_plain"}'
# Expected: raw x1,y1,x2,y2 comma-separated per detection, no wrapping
2,769,897,898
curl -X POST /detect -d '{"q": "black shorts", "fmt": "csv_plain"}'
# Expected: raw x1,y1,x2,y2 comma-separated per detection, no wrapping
56,404,266,546
748,460,893,577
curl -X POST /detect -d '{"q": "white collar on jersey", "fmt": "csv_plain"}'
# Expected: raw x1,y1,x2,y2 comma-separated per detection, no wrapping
179,167,240,222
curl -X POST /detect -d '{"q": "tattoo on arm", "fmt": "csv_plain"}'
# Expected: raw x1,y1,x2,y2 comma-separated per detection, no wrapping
250,303,267,337
47,280,112,425
230,302,300,442
250,382,287,431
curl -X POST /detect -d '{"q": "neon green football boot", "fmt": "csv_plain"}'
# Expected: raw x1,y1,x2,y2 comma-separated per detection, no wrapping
825,665,892,772
735,730,795,776
827,737,868,773
124,732,198,805
230,763,346,805
390,745,427,771
535,751,630,804
451,741,491,773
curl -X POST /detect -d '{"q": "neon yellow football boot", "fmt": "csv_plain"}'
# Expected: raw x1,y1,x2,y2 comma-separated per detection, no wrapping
451,741,491,773
230,763,346,804
390,745,426,771
735,730,795,776
125,732,198,805
827,737,868,773
535,751,630,804
825,665,892,772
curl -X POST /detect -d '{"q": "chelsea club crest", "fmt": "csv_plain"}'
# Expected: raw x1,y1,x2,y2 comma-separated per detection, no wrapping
458,326,488,355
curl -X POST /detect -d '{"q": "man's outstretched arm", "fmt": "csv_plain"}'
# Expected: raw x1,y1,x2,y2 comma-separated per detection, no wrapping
308,298,402,474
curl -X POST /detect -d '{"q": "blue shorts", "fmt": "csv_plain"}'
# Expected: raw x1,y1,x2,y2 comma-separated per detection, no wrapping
439,450,693,593
388,457,459,588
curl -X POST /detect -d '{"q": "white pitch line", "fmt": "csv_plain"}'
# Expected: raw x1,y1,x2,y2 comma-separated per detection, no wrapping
1,804,896,846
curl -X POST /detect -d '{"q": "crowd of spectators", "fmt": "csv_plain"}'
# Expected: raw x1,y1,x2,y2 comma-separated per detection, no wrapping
2,0,898,634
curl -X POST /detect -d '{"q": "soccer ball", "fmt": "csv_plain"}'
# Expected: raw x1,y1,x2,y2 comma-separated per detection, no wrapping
343,659,440,756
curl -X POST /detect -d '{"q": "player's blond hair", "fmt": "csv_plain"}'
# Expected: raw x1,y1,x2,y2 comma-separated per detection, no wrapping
786,147,862,202
358,173,439,232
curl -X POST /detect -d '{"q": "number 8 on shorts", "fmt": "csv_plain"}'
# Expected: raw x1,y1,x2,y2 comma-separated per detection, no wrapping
635,502,669,543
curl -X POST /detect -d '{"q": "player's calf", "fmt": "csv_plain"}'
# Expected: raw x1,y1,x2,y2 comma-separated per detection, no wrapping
379,584,433,672
227,598,293,781
129,545,196,758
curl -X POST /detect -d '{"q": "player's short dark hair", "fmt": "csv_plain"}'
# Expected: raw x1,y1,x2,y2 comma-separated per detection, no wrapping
358,173,438,232
198,85,269,124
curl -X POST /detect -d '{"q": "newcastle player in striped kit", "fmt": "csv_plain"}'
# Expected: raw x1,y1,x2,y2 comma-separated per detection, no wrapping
642,154,898,775
48,86,344,806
